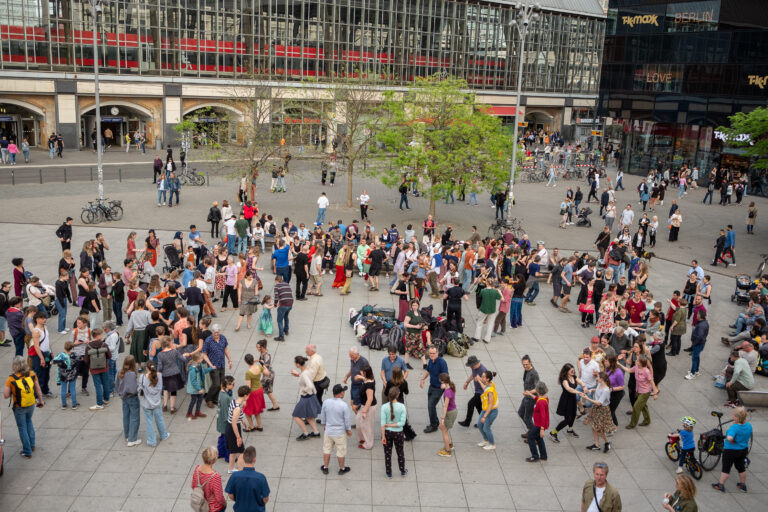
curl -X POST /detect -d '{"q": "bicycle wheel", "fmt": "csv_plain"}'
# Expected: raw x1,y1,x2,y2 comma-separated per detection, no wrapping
757,260,766,279
698,446,721,471
193,173,205,186
687,458,703,480
109,205,124,221
80,209,92,224
665,442,679,461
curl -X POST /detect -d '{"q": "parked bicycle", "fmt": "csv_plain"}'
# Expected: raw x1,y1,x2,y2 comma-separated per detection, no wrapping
698,409,754,471
665,433,703,480
755,253,767,279
179,166,206,186
488,217,525,239
80,198,123,224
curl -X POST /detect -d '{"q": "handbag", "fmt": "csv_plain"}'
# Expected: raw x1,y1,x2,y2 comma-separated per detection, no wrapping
317,376,330,390
118,336,125,354
257,277,263,290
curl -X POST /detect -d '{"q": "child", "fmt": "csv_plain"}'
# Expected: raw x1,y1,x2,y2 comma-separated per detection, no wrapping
216,376,236,462
186,352,213,420
670,416,696,473
257,294,274,336
437,373,458,457
52,341,79,409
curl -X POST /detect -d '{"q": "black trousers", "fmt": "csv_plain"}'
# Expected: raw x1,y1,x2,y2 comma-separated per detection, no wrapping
222,285,238,308
669,334,682,355
609,389,624,425
463,392,482,423
295,275,308,299
76,357,90,390
554,414,575,432
314,380,326,408
518,397,535,430
210,221,219,238
206,367,225,403
383,430,405,474
446,305,462,333
360,204,368,220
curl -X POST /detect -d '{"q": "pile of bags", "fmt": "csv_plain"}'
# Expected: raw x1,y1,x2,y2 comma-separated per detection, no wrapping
349,304,471,358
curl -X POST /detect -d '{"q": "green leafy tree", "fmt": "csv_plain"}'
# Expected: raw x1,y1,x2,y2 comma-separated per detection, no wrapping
717,106,768,170
376,76,512,217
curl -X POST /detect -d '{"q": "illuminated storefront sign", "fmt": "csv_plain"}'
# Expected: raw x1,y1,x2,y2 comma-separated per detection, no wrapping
621,15,659,27
747,75,768,89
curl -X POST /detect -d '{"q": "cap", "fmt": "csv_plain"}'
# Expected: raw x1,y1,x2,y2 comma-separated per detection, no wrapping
590,336,600,344
332,384,348,395
465,355,481,367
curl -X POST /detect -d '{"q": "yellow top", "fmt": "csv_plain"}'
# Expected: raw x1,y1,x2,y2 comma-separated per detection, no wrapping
481,382,498,411
245,367,262,392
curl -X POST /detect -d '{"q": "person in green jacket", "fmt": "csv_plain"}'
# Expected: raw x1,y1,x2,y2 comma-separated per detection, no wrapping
667,297,688,356
663,474,698,512
726,351,755,407
186,352,214,420
217,375,236,436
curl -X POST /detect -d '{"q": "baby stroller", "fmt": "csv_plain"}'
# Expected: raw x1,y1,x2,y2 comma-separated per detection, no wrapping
731,274,753,305
162,244,183,273
24,278,58,316
575,207,593,228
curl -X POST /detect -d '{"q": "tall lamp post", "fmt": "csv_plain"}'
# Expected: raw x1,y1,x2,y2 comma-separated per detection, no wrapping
506,1,540,217
87,0,105,200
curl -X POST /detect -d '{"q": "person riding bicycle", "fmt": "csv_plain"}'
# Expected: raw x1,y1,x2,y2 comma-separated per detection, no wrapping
669,416,696,474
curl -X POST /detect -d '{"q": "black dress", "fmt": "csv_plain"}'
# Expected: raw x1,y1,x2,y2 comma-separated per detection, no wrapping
556,377,577,419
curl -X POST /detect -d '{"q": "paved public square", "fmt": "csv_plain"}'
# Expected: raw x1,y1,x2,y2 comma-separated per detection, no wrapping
0,152,766,511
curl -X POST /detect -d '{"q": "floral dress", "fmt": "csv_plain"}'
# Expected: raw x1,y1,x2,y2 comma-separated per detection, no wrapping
596,299,615,334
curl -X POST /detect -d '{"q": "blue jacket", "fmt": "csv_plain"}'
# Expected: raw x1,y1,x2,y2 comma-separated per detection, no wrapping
725,230,735,249
186,362,213,394
167,177,181,191
691,320,709,347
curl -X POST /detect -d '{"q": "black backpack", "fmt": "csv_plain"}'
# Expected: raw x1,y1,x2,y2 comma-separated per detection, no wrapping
268,224,277,235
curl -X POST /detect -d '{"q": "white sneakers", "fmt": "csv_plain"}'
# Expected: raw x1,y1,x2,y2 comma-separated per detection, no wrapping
89,404,104,410
477,441,488,447
676,467,683,474
127,439,142,447
684,372,700,380
483,444,497,450
59,329,69,335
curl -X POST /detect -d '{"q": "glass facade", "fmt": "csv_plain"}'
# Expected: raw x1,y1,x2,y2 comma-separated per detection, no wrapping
599,0,768,192
0,0,604,94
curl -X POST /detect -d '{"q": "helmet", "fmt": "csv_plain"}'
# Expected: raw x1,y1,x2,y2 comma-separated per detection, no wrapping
681,416,696,428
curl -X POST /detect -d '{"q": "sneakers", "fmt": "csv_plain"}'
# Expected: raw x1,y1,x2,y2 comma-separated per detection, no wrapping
437,449,452,457
477,440,488,447
483,444,496,450
567,429,579,438
586,444,601,451
457,420,470,428
724,401,739,408
321,465,329,475
161,433,170,441
675,467,683,474
338,466,351,475
684,372,697,380
737,482,747,493
72,404,79,410
227,469,238,474
58,329,69,334
401,469,408,477
549,431,560,443
127,439,142,447
89,404,104,411
603,442,612,453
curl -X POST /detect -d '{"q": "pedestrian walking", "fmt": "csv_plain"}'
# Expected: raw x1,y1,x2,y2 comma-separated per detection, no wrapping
380,386,408,477
525,381,549,462
116,355,141,446
320,384,352,475
138,362,170,447
582,462,622,512
476,370,499,450
3,356,44,458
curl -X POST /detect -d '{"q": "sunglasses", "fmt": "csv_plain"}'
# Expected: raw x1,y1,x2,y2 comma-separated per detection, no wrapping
593,462,608,469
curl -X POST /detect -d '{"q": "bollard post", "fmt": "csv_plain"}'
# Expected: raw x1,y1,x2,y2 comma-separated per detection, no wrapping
39,168,43,184
206,173,210,187
64,168,67,183
11,169,14,185
119,168,122,182
90,167,94,181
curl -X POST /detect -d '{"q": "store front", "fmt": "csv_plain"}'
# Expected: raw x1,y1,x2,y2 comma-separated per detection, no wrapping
0,103,42,146
80,105,152,149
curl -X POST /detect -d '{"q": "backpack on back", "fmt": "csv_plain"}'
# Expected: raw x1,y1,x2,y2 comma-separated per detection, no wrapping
190,469,212,512
388,325,405,354
88,344,108,370
9,373,36,408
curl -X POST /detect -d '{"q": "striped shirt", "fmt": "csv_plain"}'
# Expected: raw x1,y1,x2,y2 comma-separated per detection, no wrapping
274,282,294,307
227,400,244,427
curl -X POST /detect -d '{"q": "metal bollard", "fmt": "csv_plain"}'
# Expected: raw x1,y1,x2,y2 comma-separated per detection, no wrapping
119,168,122,182
39,168,43,184
90,167,93,181
206,173,210,186
64,168,67,183
11,169,14,185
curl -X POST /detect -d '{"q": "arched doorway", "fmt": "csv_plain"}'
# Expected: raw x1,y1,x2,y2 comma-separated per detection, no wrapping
0,101,44,146
525,111,554,133
183,106,240,147
80,104,153,150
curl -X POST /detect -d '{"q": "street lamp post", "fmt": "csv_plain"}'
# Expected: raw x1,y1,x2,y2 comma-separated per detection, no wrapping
506,1,540,217
88,0,105,200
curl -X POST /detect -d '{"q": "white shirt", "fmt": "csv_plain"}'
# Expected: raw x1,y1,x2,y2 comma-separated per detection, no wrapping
310,254,322,276
620,209,634,226
34,326,50,353
224,218,237,235
537,247,548,264
317,196,329,209
204,266,216,292
586,485,605,512
579,359,600,389
359,194,370,205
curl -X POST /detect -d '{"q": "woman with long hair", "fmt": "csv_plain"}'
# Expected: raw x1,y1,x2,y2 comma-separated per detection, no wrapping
354,365,377,450
292,355,321,440
663,475,697,512
59,249,78,302
116,355,141,446
549,363,583,442
604,356,625,428
477,370,499,450
340,241,357,295
596,291,616,335
380,387,408,477
618,353,659,429
221,256,239,311
437,373,458,457
126,231,137,261
157,336,183,414
581,372,614,453
403,299,427,368
235,270,258,331
138,362,169,447
145,229,159,267
242,353,265,432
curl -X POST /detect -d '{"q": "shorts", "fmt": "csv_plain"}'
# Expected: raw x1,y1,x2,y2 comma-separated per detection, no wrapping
722,448,748,474
444,408,458,429
0,316,7,331
322,433,348,457
561,284,572,296
310,274,322,286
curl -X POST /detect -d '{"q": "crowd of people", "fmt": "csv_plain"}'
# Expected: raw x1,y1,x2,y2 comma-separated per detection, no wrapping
0,155,765,511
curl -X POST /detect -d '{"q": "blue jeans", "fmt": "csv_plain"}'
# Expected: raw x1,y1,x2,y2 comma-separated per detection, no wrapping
61,380,77,407
92,372,109,405
227,235,236,255
609,265,621,284
143,406,169,446
55,298,68,332
49,146,56,159
13,332,25,357
237,236,248,255
461,268,473,291
122,395,141,442
113,300,123,325
527,426,547,459
702,190,713,204
509,298,523,328
187,305,200,323
157,190,166,203
525,281,539,302
575,385,594,408
547,175,556,186
277,176,286,191
351,383,362,406
477,408,498,445
444,191,454,203
13,405,36,456
615,177,624,191
30,352,51,395
106,360,117,399
276,266,291,284
168,189,180,206
399,193,409,209
467,192,478,205
277,305,291,337
427,385,442,428
690,344,705,374
316,208,327,225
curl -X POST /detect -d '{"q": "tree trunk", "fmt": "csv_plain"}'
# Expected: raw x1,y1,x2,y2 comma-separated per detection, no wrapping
347,158,354,208
429,198,436,218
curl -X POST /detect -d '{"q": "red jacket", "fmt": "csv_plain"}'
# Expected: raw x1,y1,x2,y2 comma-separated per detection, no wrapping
244,204,257,220
533,396,549,429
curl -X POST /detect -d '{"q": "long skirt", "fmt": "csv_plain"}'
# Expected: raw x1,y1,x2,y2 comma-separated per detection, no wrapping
130,329,148,364
332,265,346,288
356,404,377,450
243,388,265,416
584,404,613,434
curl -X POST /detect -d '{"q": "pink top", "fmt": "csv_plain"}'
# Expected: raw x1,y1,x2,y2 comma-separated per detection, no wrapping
634,366,652,394
225,264,238,286
126,239,136,260
7,143,18,154
498,286,512,313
